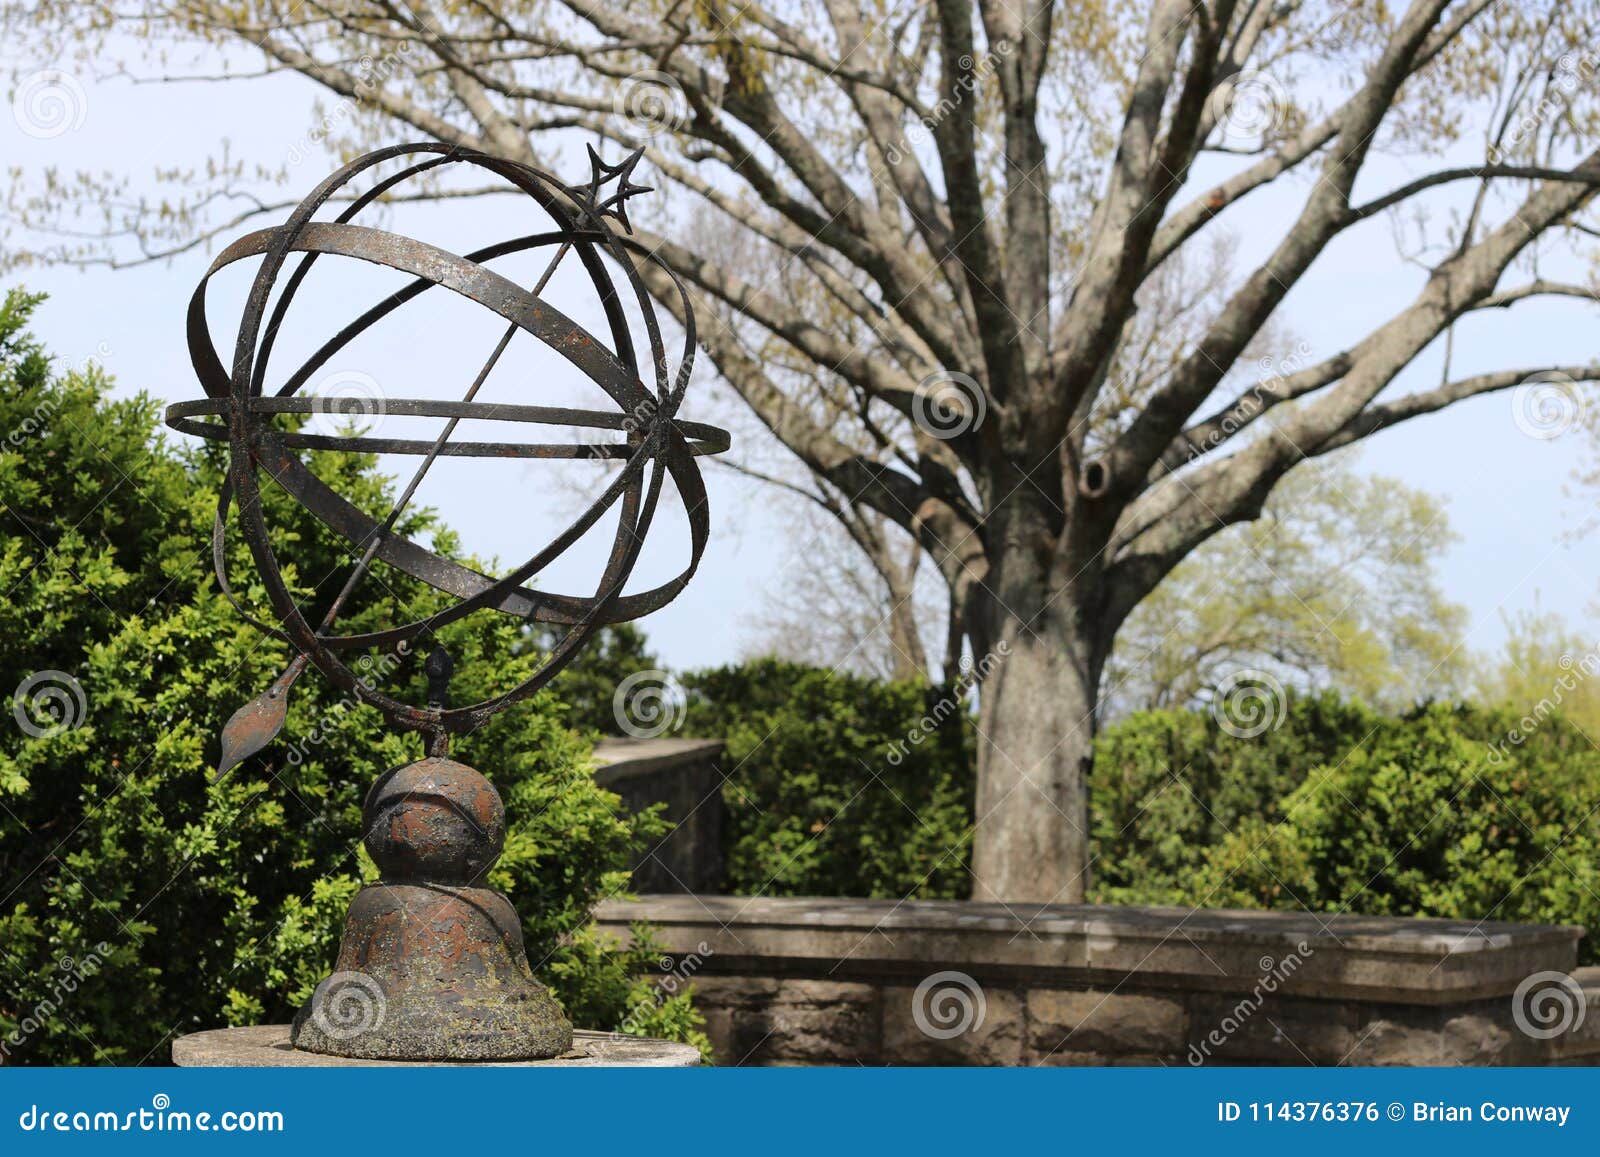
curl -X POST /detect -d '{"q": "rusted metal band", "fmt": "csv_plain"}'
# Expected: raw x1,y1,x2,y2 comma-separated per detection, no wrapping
163,396,731,457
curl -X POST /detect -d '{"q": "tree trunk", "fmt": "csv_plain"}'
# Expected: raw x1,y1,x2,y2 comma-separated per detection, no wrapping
967,502,1106,905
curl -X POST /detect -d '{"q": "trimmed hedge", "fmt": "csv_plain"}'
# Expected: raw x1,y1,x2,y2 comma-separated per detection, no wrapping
683,659,974,899
1088,693,1380,905
1195,703,1600,960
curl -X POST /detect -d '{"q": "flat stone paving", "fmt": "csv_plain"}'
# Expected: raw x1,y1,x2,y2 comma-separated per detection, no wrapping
172,1024,700,1067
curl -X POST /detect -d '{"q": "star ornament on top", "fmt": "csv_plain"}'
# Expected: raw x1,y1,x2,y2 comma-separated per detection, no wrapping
577,144,653,235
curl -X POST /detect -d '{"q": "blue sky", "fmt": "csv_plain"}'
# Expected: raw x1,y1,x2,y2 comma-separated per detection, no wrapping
4,55,1596,676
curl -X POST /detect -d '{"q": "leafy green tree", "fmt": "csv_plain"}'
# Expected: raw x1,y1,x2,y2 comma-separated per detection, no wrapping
1104,459,1468,716
0,291,705,1064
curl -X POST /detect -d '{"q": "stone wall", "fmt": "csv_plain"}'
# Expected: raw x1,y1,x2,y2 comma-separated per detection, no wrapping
594,895,1600,1066
592,738,725,894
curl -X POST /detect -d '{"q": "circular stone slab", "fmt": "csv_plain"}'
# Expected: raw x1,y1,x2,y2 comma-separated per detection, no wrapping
173,1025,699,1067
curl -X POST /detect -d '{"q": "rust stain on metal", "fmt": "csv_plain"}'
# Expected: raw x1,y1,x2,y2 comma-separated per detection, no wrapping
214,657,305,781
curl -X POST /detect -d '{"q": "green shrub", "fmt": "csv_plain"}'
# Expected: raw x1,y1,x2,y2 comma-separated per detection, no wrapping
684,659,974,899
1191,703,1600,961
1088,693,1380,904
0,291,705,1064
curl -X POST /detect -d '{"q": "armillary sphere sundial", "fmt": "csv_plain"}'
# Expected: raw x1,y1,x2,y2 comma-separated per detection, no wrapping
165,141,729,1061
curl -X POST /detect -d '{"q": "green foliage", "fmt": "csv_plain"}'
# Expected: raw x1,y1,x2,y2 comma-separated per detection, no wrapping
1476,606,1600,738
1105,459,1469,714
1089,693,1381,905
683,658,974,899
1189,703,1600,962
685,652,1600,963
0,291,703,1064
546,923,711,1061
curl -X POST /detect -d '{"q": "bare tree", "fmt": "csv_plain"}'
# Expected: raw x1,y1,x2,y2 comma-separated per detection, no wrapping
7,0,1600,901
741,491,952,682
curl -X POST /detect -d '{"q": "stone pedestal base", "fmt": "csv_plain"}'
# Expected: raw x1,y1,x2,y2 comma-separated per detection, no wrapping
173,1025,700,1067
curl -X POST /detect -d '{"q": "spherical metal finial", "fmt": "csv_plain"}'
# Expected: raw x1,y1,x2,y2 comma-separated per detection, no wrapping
166,142,729,774
363,758,505,885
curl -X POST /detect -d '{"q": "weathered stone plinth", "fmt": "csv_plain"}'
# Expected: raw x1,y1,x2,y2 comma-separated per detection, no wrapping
291,757,573,1061
175,1025,699,1067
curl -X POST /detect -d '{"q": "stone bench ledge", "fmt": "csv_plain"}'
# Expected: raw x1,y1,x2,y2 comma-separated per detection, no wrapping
595,895,1583,1005
591,737,725,786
